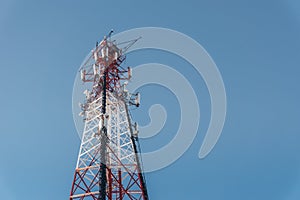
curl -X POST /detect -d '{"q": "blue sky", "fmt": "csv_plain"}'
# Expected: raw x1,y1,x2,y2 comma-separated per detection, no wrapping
0,0,300,199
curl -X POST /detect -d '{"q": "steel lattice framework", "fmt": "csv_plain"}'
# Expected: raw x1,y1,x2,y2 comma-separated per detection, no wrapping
70,32,149,200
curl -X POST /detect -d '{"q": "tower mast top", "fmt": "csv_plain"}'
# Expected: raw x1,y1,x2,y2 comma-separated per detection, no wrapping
79,32,140,98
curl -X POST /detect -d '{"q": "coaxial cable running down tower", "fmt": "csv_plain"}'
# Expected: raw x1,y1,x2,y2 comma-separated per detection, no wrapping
70,31,149,200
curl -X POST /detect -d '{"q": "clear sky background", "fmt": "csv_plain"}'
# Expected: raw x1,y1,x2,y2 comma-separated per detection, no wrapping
0,0,300,199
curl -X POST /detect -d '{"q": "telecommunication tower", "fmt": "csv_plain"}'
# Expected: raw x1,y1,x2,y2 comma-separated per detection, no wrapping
70,31,149,200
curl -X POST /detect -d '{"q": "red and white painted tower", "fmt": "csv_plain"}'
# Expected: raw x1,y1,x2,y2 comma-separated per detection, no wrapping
70,31,149,200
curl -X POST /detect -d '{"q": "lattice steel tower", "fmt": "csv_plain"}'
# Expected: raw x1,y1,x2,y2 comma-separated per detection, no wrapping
70,31,149,200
